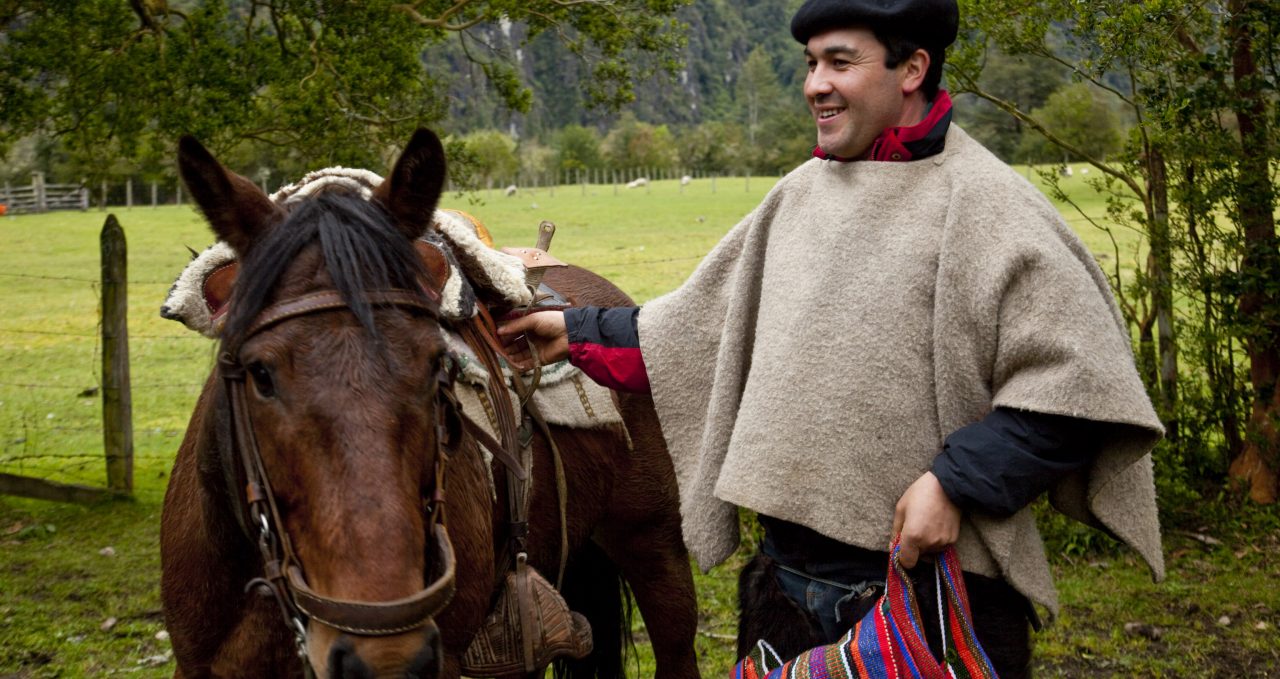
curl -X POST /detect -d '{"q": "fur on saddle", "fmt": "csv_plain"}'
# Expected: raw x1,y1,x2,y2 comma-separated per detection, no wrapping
160,166,532,339
161,166,624,437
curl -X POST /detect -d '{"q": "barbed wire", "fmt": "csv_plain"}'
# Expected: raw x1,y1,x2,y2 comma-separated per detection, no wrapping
0,328,97,338
0,270,185,286
0,272,99,283
585,255,705,268
0,327,205,341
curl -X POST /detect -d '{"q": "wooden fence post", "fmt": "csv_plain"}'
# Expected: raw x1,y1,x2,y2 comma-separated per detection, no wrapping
176,181,183,206
100,215,133,494
151,181,158,208
126,178,133,208
32,172,47,212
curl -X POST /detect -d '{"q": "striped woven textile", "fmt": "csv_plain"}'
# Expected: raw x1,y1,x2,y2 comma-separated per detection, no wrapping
731,541,998,679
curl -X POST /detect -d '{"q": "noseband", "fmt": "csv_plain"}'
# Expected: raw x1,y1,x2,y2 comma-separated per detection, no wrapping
218,288,457,660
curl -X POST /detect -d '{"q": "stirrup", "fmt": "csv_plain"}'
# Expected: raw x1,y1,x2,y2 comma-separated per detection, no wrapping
461,554,593,676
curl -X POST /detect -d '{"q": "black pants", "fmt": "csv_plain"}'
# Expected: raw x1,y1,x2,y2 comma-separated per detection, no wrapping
738,517,1033,678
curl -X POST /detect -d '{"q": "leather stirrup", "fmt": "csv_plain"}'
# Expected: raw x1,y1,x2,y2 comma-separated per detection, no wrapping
460,554,593,675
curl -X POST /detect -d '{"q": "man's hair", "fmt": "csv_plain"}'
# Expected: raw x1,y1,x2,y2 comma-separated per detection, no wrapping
873,28,945,101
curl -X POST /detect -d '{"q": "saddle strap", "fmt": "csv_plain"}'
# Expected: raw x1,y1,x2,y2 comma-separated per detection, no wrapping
452,397,527,481
508,374,571,589
458,310,525,481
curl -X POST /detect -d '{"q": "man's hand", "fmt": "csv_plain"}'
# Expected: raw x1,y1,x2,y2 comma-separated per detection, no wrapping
892,471,961,568
497,311,569,371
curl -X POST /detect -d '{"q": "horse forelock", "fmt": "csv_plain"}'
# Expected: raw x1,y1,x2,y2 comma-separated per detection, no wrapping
220,191,432,350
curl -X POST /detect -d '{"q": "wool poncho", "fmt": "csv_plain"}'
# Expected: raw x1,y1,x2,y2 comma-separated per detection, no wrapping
637,126,1164,614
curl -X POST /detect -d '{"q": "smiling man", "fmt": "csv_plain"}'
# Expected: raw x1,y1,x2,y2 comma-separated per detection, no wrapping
500,1,1165,676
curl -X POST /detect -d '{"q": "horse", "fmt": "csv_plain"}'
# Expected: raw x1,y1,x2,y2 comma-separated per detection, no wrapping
159,129,701,679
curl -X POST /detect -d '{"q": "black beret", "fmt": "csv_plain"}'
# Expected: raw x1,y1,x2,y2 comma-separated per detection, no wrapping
790,0,959,50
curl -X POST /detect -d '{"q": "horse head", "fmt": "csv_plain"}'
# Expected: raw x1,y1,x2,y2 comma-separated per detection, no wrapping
179,130,457,678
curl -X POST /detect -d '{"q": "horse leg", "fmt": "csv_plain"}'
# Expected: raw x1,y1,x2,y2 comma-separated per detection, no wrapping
595,398,701,679
594,522,700,679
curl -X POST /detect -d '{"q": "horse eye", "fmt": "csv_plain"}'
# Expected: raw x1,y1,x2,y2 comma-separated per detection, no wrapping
247,362,275,398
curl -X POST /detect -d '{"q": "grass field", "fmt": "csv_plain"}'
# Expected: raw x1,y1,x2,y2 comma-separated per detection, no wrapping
2,170,1275,678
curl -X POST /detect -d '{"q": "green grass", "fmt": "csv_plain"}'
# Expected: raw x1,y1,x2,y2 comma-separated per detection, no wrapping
3,172,1274,678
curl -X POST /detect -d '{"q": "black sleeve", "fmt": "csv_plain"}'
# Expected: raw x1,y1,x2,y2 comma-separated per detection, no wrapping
931,408,1110,516
563,306,641,348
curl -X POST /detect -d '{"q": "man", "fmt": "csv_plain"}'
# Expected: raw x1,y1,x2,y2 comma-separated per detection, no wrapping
500,1,1164,675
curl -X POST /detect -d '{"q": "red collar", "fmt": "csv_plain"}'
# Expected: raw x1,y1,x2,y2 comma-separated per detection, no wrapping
813,90,953,163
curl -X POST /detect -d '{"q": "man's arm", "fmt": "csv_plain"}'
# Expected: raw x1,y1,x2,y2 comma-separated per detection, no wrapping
893,408,1107,567
498,306,650,393
931,408,1107,515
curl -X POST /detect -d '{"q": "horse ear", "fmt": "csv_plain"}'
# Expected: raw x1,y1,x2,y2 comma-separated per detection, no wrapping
372,129,447,240
177,136,281,255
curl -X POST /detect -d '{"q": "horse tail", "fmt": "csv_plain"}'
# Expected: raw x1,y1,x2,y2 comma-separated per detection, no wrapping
553,539,633,679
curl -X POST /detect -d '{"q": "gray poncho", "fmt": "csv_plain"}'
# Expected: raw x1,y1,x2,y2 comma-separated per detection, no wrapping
638,126,1164,614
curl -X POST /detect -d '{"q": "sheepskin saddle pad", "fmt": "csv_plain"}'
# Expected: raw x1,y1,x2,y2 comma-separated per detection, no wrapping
160,166,623,437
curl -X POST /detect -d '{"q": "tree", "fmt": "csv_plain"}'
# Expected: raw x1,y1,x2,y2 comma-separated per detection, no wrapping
0,0,689,180
518,140,557,182
602,113,679,172
1015,82,1125,163
738,46,783,150
951,0,1279,504
951,49,1066,161
552,125,604,172
676,121,746,172
461,130,519,187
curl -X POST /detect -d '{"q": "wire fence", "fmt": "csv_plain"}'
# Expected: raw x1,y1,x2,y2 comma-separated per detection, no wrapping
0,222,214,501
0,198,726,502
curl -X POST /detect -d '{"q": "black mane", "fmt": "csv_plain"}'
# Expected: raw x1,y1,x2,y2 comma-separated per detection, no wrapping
221,191,429,346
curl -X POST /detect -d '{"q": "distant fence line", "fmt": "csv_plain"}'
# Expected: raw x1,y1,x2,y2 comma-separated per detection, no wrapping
3,172,188,215
2,166,779,216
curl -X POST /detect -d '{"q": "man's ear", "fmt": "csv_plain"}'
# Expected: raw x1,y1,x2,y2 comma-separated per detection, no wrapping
900,49,930,96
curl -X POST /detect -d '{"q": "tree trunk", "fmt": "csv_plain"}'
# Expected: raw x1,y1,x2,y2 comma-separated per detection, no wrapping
1147,146,1178,440
1227,0,1278,504
1136,308,1158,391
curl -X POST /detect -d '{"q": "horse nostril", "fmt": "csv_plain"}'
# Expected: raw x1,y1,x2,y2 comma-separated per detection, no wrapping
328,636,374,679
406,626,442,679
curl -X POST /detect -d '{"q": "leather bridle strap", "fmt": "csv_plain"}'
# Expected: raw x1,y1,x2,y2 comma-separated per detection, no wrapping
240,289,441,341
221,288,456,641
286,526,457,636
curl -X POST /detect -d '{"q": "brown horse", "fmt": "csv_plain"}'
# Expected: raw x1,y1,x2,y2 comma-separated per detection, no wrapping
160,129,700,679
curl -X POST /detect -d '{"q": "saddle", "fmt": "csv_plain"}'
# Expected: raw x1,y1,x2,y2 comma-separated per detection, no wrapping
160,177,596,676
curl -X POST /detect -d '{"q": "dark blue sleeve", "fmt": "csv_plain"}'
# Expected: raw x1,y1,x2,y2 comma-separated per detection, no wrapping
563,306,640,348
931,408,1109,516
562,306,648,393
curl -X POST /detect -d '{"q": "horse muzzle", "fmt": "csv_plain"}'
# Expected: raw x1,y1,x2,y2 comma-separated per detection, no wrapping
321,622,442,679
301,527,455,678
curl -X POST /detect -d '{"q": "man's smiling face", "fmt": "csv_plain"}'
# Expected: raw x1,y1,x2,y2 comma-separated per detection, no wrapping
803,26,912,159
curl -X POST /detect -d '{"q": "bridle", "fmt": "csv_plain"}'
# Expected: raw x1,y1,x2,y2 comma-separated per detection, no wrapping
217,288,462,665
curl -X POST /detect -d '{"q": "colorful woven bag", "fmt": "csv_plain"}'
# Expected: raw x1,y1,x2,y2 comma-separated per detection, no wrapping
732,538,999,679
